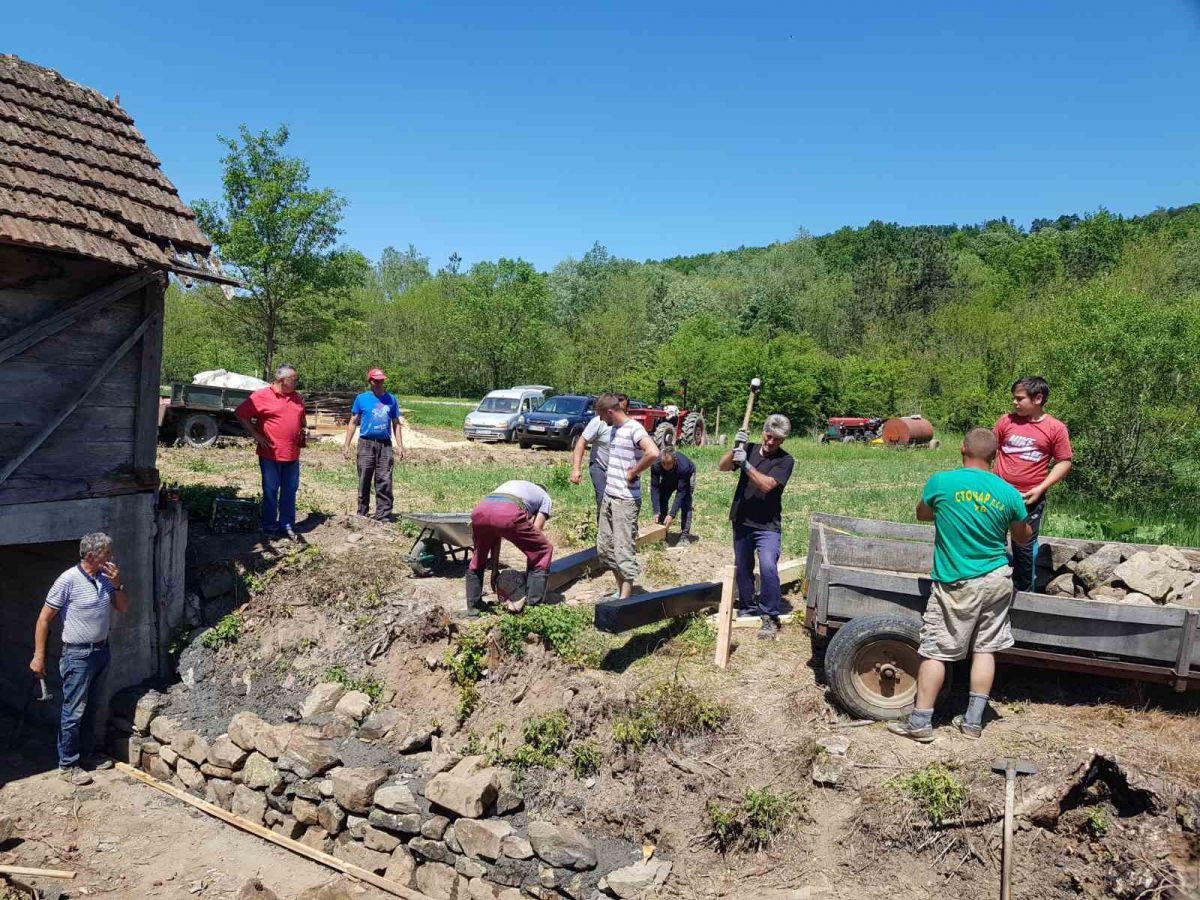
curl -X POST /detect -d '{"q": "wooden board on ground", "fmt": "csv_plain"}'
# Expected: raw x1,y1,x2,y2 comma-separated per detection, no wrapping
115,763,434,900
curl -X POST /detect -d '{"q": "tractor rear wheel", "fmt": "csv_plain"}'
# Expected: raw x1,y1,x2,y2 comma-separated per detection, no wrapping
680,411,705,446
653,422,675,452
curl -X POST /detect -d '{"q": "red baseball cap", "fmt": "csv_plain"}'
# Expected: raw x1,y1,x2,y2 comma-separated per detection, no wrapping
367,368,387,382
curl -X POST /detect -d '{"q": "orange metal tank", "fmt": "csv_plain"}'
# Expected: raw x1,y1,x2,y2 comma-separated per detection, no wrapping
881,415,934,446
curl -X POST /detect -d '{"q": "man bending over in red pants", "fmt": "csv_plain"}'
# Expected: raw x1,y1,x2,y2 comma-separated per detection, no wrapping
466,480,554,615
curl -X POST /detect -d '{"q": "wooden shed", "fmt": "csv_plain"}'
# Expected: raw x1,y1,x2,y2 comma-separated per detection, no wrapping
0,55,231,716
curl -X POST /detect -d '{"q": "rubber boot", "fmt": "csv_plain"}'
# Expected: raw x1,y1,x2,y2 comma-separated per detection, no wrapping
465,568,484,616
526,570,549,607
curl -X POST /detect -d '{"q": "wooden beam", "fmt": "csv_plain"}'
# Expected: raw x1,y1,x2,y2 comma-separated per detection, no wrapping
0,864,76,879
0,315,152,487
714,565,736,668
132,282,164,469
114,763,435,900
594,579,722,633
0,270,158,366
547,524,667,590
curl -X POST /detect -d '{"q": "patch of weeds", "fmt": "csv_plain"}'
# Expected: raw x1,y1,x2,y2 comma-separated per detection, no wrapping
643,546,679,584
457,683,480,720
570,740,601,778
201,612,242,649
464,724,507,765
180,455,218,474
1085,806,1110,839
612,711,657,751
321,665,385,701
445,621,491,720
887,764,968,827
641,679,728,741
498,605,591,660
508,711,571,771
171,482,240,519
548,463,573,490
556,507,597,549
708,787,795,851
669,613,716,656
351,613,377,634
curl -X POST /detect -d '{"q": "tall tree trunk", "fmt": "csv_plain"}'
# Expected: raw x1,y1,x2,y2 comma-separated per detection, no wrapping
264,310,275,380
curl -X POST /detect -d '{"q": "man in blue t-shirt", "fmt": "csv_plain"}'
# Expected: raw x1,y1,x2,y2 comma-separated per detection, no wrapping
343,368,405,520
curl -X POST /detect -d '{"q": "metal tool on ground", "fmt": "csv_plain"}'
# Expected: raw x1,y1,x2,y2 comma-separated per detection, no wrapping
991,756,1039,900
400,511,474,576
736,377,762,447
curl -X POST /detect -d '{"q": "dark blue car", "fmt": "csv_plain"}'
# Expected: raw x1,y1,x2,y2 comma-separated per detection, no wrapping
516,394,596,450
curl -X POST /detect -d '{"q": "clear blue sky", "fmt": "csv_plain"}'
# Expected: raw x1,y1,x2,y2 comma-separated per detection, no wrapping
7,1,1200,271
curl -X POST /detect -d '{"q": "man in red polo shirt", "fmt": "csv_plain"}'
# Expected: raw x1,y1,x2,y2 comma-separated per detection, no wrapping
993,376,1073,592
236,364,307,541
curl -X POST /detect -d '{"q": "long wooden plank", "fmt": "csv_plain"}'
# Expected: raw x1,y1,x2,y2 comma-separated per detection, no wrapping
0,864,76,879
594,580,722,633
822,532,932,574
547,524,668,590
114,763,434,900
0,270,157,365
811,513,934,543
0,316,151,487
714,565,736,668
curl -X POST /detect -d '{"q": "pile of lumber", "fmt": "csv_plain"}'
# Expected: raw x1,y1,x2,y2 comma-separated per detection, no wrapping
1041,541,1200,607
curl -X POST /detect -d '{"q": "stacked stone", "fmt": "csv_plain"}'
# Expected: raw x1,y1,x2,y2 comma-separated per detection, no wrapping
1040,541,1200,607
108,685,663,900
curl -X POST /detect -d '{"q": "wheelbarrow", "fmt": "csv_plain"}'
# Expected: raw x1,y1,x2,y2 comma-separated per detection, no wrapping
401,512,474,576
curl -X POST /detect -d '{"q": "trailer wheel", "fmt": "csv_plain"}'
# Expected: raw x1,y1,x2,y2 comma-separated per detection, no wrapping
407,538,447,577
179,413,219,448
680,411,705,446
824,614,950,721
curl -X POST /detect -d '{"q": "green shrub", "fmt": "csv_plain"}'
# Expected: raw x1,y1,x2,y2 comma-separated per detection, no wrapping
642,680,727,740
507,712,571,771
498,604,591,659
707,802,742,849
888,764,968,827
321,665,385,701
612,712,657,751
201,612,243,649
707,788,794,851
570,740,602,778
1085,806,1110,839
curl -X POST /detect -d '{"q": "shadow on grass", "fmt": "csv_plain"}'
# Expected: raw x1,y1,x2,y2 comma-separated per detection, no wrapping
597,617,693,673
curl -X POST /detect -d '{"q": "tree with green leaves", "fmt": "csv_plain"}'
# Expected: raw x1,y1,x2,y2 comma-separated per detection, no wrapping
193,125,362,378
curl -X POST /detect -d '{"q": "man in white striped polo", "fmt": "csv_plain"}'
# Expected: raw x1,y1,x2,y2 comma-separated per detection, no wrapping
594,393,660,600
29,532,128,785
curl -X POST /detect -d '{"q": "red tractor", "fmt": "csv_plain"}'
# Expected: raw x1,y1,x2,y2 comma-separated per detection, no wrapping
820,416,885,443
628,379,707,450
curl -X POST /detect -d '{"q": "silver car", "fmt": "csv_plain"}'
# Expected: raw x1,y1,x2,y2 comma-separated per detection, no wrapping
463,387,549,442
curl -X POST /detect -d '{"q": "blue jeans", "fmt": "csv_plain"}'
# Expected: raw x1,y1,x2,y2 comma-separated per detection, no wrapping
58,644,110,768
733,525,782,618
1012,496,1046,593
259,458,300,531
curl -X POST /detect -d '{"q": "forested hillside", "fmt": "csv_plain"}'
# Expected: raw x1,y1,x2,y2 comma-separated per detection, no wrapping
164,204,1200,512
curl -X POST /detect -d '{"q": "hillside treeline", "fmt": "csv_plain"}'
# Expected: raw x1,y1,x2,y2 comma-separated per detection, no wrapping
164,205,1200,511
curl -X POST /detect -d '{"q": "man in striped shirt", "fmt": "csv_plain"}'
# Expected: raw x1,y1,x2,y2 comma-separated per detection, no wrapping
29,532,128,785
594,393,660,600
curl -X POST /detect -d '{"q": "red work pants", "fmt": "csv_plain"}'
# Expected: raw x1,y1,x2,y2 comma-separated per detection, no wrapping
469,499,554,573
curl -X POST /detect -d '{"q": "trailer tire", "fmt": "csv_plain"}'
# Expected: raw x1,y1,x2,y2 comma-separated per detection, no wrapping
824,614,951,721
179,413,219,449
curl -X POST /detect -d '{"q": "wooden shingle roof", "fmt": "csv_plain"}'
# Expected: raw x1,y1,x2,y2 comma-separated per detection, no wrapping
0,54,232,282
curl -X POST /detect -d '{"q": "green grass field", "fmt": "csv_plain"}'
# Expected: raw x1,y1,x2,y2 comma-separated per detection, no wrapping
400,399,474,431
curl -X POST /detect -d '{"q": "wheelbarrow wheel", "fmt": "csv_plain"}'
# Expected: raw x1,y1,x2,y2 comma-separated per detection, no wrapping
408,538,448,577
824,614,952,721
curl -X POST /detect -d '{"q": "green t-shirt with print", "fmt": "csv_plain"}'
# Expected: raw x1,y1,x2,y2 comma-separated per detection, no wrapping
922,467,1028,583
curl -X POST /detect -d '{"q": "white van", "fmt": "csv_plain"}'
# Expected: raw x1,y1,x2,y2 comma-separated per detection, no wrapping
463,386,551,442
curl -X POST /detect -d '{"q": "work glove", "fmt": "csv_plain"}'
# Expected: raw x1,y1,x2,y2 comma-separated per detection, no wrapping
735,429,749,445
732,447,747,468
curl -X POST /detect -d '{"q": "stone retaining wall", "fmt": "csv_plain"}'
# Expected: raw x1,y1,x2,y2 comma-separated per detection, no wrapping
107,687,669,900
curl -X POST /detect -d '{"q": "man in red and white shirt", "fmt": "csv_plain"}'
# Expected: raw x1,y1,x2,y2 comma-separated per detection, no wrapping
236,364,307,541
993,376,1073,591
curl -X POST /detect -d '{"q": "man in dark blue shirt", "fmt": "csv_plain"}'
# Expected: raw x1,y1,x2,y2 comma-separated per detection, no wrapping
650,448,697,541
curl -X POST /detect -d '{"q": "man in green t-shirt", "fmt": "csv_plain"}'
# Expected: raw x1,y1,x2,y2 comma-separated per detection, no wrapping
889,428,1033,743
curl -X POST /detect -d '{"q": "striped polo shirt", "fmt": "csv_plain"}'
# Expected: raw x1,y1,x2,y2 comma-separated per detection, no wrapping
605,420,650,501
46,565,114,645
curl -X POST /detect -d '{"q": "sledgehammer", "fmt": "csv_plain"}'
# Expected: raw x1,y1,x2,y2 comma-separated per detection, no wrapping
735,378,762,447
991,757,1038,900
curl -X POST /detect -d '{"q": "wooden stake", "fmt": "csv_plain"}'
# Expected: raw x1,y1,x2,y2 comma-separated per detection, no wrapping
714,564,736,669
0,865,76,879
114,763,434,900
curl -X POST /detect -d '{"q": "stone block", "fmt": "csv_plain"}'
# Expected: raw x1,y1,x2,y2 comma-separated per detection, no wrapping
233,785,267,825
1076,544,1126,590
409,837,452,863
526,821,597,871
208,734,250,769
109,733,143,767
293,797,321,826
425,757,500,818
256,723,297,760
334,690,372,721
332,765,390,814
272,816,305,840
369,808,422,835
278,735,340,779
455,818,511,861
494,771,523,815
332,838,390,874
242,752,276,790
500,835,533,860
385,845,416,886
600,859,672,898
422,815,451,840
228,711,268,751
362,824,401,853
160,745,179,767
358,707,401,741
298,826,333,854
301,683,346,719
149,715,182,744
207,778,235,811
1114,551,1193,602
173,730,212,766
396,729,434,754
201,763,236,779
318,799,347,835
455,857,487,879
176,758,205,792
415,861,459,900
374,783,419,815
1044,572,1076,596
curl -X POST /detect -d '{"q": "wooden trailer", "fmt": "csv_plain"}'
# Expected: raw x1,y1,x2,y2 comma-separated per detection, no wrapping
0,55,234,722
804,513,1200,720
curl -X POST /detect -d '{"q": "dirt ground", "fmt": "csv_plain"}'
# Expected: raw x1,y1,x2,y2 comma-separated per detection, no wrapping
4,434,1200,899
